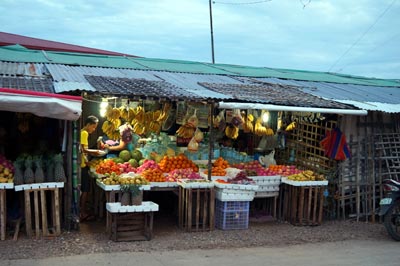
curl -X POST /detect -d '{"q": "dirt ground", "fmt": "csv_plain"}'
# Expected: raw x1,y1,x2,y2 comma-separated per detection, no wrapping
0,210,390,261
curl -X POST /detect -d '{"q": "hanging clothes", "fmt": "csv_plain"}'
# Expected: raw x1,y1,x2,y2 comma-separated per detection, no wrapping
320,127,351,161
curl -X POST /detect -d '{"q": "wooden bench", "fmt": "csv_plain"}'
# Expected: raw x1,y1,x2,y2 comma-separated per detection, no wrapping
106,201,159,241
15,182,63,239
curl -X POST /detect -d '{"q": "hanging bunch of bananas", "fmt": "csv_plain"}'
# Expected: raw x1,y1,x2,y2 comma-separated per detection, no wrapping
242,113,254,133
119,106,136,122
225,124,239,139
254,118,274,136
105,106,121,121
101,120,120,139
130,106,146,135
285,121,296,131
176,124,196,138
156,102,171,123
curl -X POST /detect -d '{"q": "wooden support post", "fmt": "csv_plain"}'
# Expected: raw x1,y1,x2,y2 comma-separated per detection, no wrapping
0,189,6,240
24,190,32,238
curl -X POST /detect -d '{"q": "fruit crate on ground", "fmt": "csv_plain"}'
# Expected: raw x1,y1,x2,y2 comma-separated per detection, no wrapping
215,200,250,230
106,202,159,241
279,182,326,226
178,186,215,232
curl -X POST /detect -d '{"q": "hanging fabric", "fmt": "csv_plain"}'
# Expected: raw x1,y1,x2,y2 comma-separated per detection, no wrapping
320,127,351,161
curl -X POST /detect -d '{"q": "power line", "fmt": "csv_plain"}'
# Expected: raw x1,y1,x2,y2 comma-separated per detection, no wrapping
328,0,397,73
213,0,272,5
336,32,400,73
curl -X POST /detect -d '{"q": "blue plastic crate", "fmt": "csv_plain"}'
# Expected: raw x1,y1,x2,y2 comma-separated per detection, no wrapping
216,200,250,212
215,200,249,230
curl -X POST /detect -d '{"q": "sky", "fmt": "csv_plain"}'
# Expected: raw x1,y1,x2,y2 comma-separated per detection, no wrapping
1,0,399,79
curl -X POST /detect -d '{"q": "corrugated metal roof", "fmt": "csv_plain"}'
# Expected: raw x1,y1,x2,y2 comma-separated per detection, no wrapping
0,61,49,77
53,81,95,94
0,32,137,56
200,82,354,109
1,45,399,87
250,77,400,112
85,76,211,101
0,76,54,93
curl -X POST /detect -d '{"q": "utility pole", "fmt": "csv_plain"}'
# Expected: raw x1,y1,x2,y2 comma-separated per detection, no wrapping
209,0,215,64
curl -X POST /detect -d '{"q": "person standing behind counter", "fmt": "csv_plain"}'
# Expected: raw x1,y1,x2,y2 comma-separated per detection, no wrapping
80,115,103,222
102,123,137,155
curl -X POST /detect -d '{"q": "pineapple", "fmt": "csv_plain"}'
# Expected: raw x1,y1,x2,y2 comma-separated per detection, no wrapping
45,157,54,182
54,154,66,182
34,156,45,183
13,157,24,185
23,156,35,184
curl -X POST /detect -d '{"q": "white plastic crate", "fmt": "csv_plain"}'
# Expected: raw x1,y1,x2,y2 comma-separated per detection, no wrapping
215,188,255,202
0,182,13,189
281,177,328,187
250,176,281,198
106,201,159,213
96,180,151,191
14,182,64,191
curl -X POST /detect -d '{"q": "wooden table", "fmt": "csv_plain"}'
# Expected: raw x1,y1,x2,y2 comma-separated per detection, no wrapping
0,182,14,240
280,178,327,226
96,181,151,233
106,201,159,241
15,182,63,239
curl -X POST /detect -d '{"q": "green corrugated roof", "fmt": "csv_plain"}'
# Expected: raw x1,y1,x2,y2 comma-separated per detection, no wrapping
0,44,399,87
132,57,232,75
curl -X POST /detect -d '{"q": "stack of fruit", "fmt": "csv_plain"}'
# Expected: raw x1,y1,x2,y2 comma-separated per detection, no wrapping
95,159,122,175
165,168,201,182
0,154,14,183
203,157,230,176
227,171,255,185
158,154,198,173
287,170,326,181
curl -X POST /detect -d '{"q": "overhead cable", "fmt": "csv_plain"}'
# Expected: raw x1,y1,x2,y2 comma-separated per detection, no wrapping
328,0,397,73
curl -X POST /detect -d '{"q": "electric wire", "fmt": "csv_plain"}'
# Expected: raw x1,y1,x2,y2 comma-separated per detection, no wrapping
328,0,397,73
336,32,400,73
213,0,272,5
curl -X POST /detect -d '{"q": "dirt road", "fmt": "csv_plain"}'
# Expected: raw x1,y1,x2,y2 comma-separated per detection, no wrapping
3,239,400,266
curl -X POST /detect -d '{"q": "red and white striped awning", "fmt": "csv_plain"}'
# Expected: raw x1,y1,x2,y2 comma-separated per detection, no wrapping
0,88,82,121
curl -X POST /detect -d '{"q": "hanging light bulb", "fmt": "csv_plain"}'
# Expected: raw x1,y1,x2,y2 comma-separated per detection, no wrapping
99,98,109,117
262,110,270,123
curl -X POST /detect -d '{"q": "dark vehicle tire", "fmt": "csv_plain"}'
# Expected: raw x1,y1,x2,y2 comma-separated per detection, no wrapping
384,199,400,241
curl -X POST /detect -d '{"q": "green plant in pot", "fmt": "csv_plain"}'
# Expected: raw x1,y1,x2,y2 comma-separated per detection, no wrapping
120,184,131,206
130,184,143,206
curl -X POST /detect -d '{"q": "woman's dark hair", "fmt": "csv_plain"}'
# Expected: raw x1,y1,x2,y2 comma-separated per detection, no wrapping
85,115,99,125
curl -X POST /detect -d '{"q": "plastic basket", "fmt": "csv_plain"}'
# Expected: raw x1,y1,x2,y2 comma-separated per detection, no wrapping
215,200,249,230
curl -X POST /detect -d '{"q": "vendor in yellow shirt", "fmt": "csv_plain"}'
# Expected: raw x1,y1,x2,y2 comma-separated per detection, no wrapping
80,115,102,222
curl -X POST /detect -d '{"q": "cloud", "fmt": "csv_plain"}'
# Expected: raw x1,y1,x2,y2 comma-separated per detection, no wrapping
0,0,399,78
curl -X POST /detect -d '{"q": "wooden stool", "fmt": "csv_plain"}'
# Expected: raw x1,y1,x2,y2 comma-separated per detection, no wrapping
178,185,215,232
106,201,159,241
15,182,64,239
0,183,14,240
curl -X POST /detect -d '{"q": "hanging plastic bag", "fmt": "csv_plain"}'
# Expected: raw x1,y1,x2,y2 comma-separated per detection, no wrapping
187,109,199,128
194,127,204,142
231,109,244,127
217,110,226,132
187,137,199,151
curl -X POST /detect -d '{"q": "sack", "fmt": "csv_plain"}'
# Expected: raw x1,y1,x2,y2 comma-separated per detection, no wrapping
194,128,204,142
187,137,199,151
